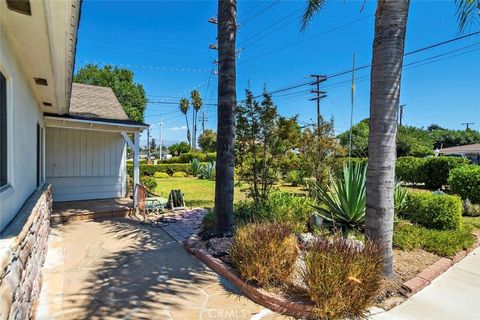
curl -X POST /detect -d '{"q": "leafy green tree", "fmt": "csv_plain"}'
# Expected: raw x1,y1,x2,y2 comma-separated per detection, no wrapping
430,127,480,148
300,117,345,184
338,119,369,157
169,142,191,156
179,98,191,146
191,90,203,150
236,89,300,206
74,64,147,122
198,129,217,152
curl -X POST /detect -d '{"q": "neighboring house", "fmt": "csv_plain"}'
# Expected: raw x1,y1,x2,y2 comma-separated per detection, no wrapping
439,143,480,164
1,1,146,317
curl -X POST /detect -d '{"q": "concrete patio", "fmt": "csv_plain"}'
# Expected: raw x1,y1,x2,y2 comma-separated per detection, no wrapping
37,216,287,320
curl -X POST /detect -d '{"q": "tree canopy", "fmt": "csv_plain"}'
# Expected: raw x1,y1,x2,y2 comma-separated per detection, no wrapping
168,142,191,156
198,129,217,152
338,119,480,157
74,64,147,122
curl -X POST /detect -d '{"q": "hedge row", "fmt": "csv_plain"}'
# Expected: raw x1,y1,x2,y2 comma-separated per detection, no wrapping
127,163,205,177
163,152,216,164
396,156,469,188
448,165,480,204
405,192,463,230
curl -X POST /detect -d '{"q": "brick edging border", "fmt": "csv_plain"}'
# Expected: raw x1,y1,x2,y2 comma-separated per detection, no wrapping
184,235,317,319
383,232,480,310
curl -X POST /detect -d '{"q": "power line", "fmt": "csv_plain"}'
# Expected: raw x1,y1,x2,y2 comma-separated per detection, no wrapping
239,0,280,28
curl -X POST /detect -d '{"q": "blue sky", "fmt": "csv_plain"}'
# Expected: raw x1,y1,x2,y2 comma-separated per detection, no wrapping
74,0,480,146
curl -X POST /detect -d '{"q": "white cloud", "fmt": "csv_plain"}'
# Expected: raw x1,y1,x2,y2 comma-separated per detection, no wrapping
170,126,187,131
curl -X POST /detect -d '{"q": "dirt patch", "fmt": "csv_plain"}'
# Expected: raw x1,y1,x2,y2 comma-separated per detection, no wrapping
375,248,440,307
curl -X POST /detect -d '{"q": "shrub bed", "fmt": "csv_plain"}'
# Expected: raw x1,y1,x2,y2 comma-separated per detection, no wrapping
303,238,383,319
448,165,480,204
230,223,298,287
153,172,170,178
405,192,462,230
393,221,476,256
127,163,206,177
164,152,216,164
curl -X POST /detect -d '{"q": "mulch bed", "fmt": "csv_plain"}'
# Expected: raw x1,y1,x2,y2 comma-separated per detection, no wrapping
375,249,440,308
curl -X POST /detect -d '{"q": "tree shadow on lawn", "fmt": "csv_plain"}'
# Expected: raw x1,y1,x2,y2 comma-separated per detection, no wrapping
55,217,237,319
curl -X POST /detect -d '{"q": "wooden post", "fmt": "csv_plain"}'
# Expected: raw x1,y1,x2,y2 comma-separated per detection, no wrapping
121,132,140,207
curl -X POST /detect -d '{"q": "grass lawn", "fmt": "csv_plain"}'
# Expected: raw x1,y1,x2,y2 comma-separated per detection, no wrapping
153,176,305,208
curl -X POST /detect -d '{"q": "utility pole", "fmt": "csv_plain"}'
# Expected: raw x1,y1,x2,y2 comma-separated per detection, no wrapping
309,74,327,131
159,116,163,160
398,104,406,127
200,111,208,133
461,122,474,130
146,127,151,159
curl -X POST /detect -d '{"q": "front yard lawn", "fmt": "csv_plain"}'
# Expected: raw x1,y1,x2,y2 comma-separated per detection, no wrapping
153,176,304,208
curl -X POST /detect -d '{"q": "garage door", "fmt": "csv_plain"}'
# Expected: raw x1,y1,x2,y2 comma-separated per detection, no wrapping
46,127,126,202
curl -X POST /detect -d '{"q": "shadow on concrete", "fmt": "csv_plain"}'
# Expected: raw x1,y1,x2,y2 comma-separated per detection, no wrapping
54,217,233,319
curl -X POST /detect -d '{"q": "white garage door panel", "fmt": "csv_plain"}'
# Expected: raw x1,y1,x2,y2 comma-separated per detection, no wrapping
46,127,126,202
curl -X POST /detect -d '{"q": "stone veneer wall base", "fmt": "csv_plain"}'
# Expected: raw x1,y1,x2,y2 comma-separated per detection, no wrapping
0,184,52,320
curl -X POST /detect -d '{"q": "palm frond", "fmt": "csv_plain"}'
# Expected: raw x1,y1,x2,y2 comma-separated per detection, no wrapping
454,0,480,34
301,0,326,31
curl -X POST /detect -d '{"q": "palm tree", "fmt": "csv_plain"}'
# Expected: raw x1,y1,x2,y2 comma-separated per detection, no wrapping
179,98,191,146
191,89,203,150
215,0,237,235
302,0,478,277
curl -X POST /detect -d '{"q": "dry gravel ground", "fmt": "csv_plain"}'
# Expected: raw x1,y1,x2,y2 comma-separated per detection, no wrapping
375,249,440,307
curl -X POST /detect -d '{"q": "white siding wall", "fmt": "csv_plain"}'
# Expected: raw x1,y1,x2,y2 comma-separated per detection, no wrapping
0,27,44,232
45,127,126,202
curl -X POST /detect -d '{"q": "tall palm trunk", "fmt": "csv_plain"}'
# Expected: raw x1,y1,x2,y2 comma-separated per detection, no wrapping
366,0,410,277
214,0,236,235
184,113,191,147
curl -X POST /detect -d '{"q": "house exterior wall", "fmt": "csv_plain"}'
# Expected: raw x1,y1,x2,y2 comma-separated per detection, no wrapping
45,127,127,202
0,26,44,232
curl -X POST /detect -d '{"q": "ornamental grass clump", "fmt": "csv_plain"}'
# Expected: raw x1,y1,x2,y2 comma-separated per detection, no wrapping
303,238,384,319
230,222,298,287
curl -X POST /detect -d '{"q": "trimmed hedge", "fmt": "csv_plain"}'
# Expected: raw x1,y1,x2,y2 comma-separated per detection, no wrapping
448,165,480,204
406,192,462,230
127,163,199,177
422,157,469,189
396,156,426,184
394,156,469,188
163,152,216,164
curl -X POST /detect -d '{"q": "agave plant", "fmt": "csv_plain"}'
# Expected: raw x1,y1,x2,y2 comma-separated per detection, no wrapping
190,158,203,177
312,163,367,233
394,180,408,216
199,161,216,180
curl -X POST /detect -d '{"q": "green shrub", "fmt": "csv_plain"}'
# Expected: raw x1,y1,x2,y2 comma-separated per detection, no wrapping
423,157,469,189
462,199,480,217
284,170,304,187
141,176,157,191
448,165,480,204
396,157,426,184
233,192,315,233
153,172,170,178
405,192,462,230
127,163,202,177
230,222,298,287
172,171,188,177
393,221,476,256
303,238,383,319
164,152,216,164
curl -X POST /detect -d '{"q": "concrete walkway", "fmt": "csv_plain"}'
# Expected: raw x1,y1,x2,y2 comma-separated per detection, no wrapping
371,247,480,320
37,217,287,320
